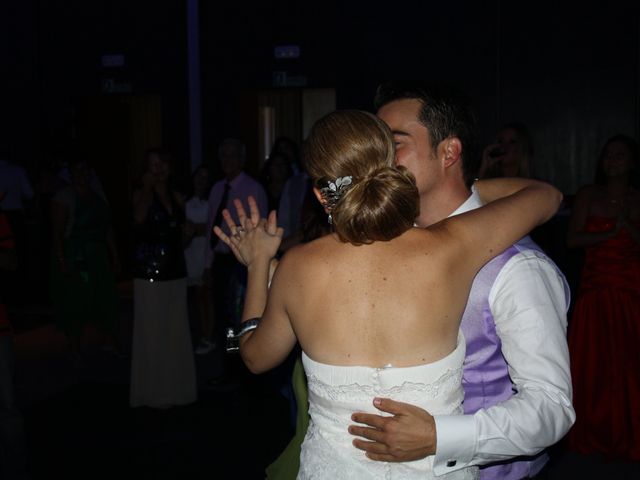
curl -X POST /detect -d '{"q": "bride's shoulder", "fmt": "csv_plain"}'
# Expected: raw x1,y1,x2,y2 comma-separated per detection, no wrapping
394,227,451,266
279,236,332,267
399,226,439,247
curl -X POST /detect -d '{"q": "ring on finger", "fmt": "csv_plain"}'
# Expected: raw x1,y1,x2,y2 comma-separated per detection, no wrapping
232,226,245,239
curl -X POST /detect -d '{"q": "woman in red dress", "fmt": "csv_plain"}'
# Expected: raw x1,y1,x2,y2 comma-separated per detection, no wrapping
566,134,640,460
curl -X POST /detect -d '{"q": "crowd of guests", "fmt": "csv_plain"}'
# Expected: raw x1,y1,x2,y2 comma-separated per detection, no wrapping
0,86,639,478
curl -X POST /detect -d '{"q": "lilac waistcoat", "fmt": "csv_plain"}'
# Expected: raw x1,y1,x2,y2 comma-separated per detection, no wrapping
460,235,565,480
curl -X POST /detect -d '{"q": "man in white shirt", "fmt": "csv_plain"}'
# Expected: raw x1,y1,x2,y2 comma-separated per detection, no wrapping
348,83,575,479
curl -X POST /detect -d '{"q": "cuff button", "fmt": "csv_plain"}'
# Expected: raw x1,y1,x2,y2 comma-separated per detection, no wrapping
446,460,457,467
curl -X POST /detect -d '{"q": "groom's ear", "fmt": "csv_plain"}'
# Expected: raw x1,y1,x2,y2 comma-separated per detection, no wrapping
442,137,462,169
312,187,330,214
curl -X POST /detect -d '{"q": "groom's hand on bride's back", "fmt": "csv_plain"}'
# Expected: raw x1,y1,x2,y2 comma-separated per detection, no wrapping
348,397,436,462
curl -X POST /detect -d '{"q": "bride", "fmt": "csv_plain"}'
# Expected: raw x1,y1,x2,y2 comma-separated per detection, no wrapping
214,110,561,479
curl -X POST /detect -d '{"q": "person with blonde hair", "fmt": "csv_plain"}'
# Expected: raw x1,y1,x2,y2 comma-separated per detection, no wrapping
216,110,562,479
479,122,534,179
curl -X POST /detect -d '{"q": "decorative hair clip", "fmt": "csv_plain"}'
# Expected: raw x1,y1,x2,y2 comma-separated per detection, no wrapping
319,176,353,211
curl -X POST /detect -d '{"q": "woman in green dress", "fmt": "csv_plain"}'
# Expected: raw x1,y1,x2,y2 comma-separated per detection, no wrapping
50,159,120,360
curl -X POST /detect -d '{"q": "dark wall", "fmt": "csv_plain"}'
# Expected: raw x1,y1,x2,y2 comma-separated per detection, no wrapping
4,0,188,176
4,0,639,194
497,2,639,192
200,0,639,192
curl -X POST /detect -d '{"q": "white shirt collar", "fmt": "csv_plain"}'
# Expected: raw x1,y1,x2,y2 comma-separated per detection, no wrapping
413,186,482,228
448,184,482,217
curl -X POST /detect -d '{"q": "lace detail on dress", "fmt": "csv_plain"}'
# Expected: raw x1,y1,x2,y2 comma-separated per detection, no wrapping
306,366,462,405
297,334,478,479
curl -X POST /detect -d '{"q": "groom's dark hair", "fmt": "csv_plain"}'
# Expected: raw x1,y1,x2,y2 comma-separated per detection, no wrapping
374,82,480,187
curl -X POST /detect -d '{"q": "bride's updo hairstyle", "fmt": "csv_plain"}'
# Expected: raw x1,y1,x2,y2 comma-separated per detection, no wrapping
303,110,419,245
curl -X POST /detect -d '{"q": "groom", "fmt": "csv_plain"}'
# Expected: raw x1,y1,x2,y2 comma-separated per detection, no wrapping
347,83,575,479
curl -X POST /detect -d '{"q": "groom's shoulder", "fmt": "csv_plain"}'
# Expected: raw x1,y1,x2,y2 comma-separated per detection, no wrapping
495,237,567,291
481,235,565,287
511,236,559,268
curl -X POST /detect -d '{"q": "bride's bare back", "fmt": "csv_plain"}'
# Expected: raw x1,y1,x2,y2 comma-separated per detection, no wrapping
277,228,469,367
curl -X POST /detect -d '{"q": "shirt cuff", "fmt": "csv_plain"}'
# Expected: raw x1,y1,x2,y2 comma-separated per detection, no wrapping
433,414,477,476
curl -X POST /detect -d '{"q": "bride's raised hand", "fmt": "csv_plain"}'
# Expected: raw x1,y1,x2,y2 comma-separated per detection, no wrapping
214,196,264,265
213,195,283,267
247,194,284,263
246,196,263,228
266,208,283,237
213,214,246,265
233,196,261,229
259,200,284,286
230,216,283,268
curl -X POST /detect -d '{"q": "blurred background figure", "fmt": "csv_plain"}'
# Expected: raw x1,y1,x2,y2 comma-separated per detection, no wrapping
479,121,574,272
57,158,105,198
270,136,302,175
566,134,640,460
49,158,121,363
270,137,314,253
0,194,28,480
0,150,34,307
260,152,293,212
183,165,215,355
204,139,267,380
0,151,34,230
130,148,196,408
479,122,533,179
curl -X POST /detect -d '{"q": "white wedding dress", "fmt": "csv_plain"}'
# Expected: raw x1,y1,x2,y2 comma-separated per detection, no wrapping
298,333,477,479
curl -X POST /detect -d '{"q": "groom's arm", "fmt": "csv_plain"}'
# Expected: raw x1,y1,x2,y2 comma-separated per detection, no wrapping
350,252,575,473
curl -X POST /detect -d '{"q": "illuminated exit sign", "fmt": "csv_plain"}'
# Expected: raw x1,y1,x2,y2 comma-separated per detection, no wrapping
101,54,125,67
274,45,300,59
